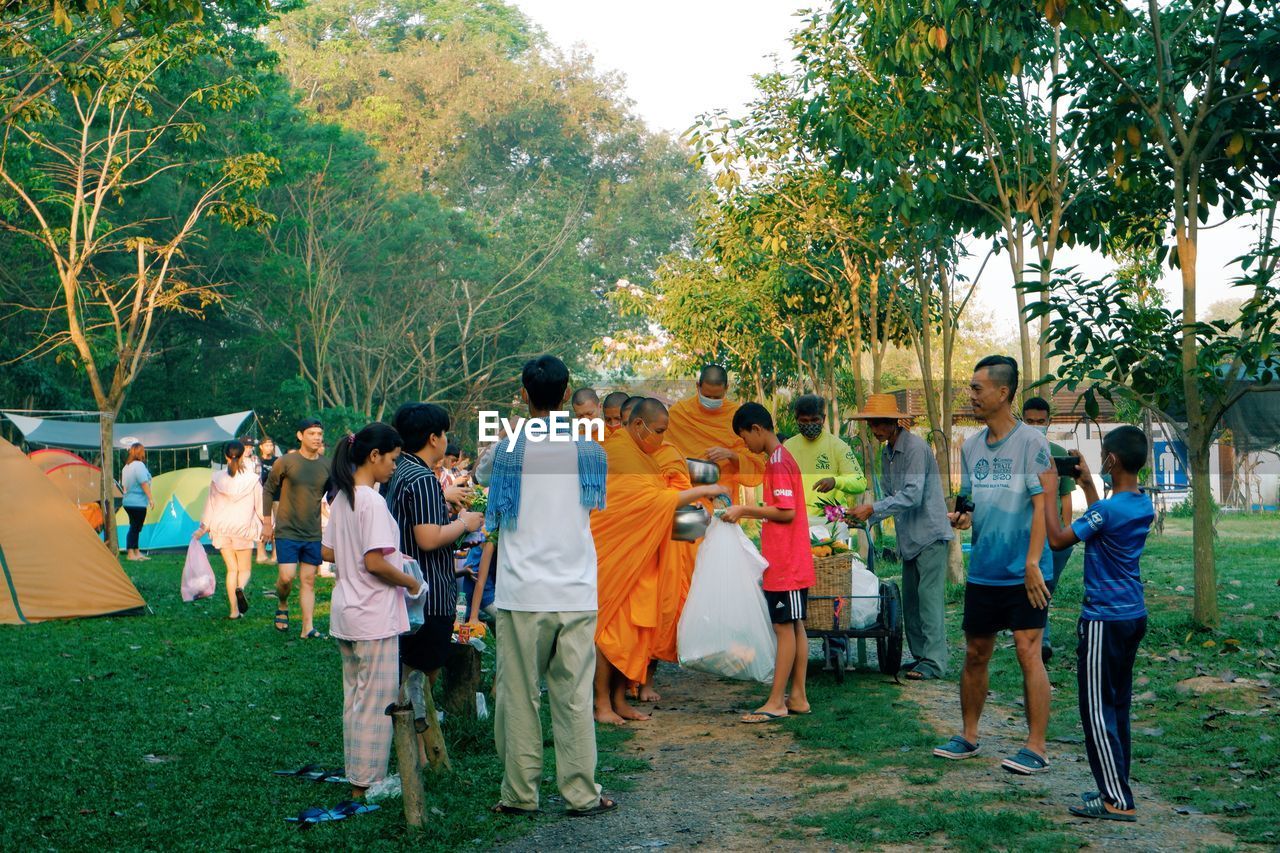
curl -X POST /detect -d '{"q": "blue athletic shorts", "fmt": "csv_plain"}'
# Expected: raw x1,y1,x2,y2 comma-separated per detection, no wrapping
275,538,322,567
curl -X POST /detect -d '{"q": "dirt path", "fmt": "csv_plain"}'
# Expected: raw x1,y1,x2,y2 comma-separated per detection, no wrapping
501,665,832,852
503,661,1243,852
907,677,1241,851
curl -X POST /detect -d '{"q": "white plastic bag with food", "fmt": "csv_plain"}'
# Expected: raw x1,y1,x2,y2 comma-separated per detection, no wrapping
848,556,880,630
678,518,776,683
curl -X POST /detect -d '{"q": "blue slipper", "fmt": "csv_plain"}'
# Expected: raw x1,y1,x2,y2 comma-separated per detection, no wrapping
332,800,380,817
1001,747,1050,775
933,735,981,760
285,806,346,827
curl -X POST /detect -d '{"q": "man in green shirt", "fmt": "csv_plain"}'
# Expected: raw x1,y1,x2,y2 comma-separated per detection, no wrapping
782,394,867,526
1022,397,1075,663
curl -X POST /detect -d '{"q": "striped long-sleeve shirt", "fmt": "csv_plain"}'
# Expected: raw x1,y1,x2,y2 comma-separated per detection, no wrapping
385,453,455,617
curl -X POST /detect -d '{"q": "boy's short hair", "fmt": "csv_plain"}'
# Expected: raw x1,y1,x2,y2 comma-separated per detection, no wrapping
794,394,825,418
732,402,773,434
445,441,460,457
393,402,450,454
1022,396,1051,415
522,355,570,411
1103,425,1148,474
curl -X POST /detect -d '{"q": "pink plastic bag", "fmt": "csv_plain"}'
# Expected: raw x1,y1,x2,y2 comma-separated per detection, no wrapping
181,539,216,602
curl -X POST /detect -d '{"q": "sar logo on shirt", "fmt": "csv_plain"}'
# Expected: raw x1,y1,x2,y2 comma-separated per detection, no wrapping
815,453,831,470
974,458,990,480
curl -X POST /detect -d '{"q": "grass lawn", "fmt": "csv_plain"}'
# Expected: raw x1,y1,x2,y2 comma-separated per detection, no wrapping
788,513,1279,849
0,555,633,851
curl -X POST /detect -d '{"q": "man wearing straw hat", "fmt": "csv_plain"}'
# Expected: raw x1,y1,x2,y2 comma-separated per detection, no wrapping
848,394,953,680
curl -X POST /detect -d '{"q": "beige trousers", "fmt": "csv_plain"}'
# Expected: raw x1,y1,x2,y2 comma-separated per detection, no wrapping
494,609,602,811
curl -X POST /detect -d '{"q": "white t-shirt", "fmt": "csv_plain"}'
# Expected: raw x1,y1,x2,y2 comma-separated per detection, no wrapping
493,438,598,612
322,485,409,641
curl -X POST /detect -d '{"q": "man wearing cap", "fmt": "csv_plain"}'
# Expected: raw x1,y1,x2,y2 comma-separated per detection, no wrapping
263,417,330,639
849,395,954,680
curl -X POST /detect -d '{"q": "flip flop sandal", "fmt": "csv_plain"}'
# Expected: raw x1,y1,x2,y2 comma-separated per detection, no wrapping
786,708,812,715
314,769,349,784
302,629,325,640
1069,797,1136,822
285,806,346,826
332,800,380,817
274,609,289,631
933,735,981,759
236,588,250,615
274,763,324,778
567,797,618,817
1001,747,1051,775
740,711,787,724
492,803,539,817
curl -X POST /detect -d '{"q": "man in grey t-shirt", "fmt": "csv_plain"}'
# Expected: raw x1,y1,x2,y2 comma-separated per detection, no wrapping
262,418,329,639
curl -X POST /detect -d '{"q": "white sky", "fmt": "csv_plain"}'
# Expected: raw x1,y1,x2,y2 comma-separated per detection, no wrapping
512,0,1254,331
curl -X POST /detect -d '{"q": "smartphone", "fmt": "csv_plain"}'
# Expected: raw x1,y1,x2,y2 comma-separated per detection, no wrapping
1054,456,1081,477
953,494,974,515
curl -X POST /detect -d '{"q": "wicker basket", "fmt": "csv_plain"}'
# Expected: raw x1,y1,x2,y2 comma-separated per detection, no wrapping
808,551,858,632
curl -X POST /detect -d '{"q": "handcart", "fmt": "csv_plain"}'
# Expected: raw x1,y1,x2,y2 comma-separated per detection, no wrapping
807,525,904,681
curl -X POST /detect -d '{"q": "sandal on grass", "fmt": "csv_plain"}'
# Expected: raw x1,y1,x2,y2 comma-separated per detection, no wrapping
302,628,325,640
274,609,289,631
285,806,345,827
933,735,981,760
236,588,250,615
1069,797,1136,822
274,763,325,778
491,803,539,817
1001,747,1050,775
741,710,787,724
332,800,380,817
567,796,618,817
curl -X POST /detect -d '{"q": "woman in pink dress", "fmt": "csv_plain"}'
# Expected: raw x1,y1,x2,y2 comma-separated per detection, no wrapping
194,441,263,619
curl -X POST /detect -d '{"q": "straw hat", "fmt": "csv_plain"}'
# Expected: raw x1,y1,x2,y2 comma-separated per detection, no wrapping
849,393,913,421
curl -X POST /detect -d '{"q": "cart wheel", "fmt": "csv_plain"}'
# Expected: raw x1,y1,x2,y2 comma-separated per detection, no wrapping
829,643,845,683
877,582,904,675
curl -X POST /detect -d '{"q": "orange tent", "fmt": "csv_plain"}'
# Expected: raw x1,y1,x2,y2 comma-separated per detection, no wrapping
0,438,146,624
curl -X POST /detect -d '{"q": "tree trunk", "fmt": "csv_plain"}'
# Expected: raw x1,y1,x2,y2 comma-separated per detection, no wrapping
1189,442,1217,626
1008,228,1034,398
101,412,118,553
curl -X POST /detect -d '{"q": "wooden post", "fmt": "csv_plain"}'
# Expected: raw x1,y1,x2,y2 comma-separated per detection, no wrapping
389,701,426,829
418,683,451,772
442,641,483,718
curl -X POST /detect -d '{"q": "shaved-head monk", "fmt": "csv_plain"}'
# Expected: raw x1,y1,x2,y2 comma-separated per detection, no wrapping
666,365,765,506
591,398,727,724
602,391,628,436
572,387,601,420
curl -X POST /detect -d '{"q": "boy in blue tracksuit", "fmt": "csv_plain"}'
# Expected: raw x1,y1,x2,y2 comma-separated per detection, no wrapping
1040,425,1154,822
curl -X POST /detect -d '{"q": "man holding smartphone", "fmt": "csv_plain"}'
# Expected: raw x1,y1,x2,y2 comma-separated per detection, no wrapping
933,356,1055,776
1021,396,1077,663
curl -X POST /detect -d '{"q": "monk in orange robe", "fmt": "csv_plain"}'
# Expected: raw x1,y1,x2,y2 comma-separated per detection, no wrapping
666,364,765,506
645,443,697,701
591,398,727,724
601,391,628,439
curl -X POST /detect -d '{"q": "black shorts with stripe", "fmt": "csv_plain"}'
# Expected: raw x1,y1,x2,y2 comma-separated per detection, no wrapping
764,588,808,624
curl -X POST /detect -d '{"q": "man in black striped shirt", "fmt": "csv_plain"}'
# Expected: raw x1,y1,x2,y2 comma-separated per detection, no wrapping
387,403,484,676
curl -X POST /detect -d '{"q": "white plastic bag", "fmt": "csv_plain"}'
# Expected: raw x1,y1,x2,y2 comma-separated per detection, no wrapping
678,519,776,683
180,539,216,602
402,558,427,631
848,556,879,630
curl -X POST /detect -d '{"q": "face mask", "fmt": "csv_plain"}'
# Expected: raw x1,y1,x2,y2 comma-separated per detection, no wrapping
698,394,723,410
635,422,663,454
798,422,823,440
1028,424,1048,436
1102,454,1115,477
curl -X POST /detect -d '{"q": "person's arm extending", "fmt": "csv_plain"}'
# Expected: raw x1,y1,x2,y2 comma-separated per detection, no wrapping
321,545,335,563
262,456,285,537
467,540,496,624
142,479,154,510
676,483,728,506
833,439,867,496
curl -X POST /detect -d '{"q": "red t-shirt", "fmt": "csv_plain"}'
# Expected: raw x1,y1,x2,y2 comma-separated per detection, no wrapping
760,445,815,592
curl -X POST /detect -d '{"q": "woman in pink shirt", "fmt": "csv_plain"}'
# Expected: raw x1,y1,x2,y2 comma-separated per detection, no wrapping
320,423,422,802
194,441,263,619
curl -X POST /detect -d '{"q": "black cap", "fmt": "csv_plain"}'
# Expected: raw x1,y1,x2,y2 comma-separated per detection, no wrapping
296,417,323,432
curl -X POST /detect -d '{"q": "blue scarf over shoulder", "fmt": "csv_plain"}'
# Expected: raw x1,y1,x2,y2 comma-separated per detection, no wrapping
485,423,607,532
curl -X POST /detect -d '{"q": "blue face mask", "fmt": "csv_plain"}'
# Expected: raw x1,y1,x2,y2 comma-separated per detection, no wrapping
1029,424,1048,436
698,394,723,410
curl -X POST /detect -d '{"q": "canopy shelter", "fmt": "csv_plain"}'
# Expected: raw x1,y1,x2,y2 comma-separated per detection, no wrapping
2,411,253,450
0,437,146,624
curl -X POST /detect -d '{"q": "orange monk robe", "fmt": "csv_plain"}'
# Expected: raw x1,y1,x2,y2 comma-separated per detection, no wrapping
652,442,695,662
666,396,766,506
591,432,681,683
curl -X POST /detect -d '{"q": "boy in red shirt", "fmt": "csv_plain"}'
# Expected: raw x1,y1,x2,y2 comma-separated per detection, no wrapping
723,402,815,723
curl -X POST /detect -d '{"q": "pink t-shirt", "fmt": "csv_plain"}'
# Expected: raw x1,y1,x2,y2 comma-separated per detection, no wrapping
322,485,410,641
761,445,815,592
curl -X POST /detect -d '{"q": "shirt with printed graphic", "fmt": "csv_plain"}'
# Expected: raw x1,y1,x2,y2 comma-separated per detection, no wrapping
760,445,815,592
960,422,1054,587
1071,491,1153,621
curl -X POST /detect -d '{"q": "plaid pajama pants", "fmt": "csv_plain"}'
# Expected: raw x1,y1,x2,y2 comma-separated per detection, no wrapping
338,636,400,788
